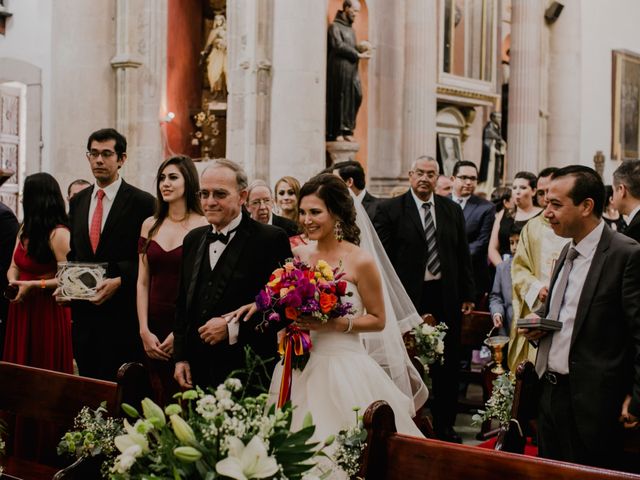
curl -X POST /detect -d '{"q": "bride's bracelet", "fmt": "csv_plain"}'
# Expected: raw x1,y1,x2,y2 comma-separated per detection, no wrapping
343,316,354,334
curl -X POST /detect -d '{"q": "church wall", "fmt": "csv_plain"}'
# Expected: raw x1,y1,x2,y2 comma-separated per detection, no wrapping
580,0,640,182
0,0,52,172
49,0,117,193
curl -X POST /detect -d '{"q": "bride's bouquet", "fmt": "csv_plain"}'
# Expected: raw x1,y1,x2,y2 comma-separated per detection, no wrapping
255,258,354,406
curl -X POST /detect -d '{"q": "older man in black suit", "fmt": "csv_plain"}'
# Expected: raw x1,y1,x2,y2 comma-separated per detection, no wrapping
612,159,640,243
66,128,155,381
173,160,292,390
521,166,640,469
449,160,495,305
246,180,299,237
374,155,475,443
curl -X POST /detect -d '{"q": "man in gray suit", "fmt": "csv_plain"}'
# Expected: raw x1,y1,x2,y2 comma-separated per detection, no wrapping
521,165,640,469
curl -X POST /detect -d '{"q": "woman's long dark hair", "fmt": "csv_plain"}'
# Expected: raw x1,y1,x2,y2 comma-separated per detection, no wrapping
144,155,203,252
299,173,360,245
21,172,68,264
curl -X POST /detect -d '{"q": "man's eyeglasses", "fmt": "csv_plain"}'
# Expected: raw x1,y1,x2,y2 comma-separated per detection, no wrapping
412,169,438,179
86,150,117,159
197,189,229,200
456,175,478,182
248,198,273,208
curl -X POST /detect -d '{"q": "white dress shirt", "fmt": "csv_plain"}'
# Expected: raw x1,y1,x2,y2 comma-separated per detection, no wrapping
208,212,243,344
354,189,366,204
87,176,122,232
410,188,442,281
627,204,640,225
451,193,469,210
547,221,605,374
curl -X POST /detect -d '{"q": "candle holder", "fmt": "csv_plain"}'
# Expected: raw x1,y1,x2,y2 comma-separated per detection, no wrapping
484,335,510,375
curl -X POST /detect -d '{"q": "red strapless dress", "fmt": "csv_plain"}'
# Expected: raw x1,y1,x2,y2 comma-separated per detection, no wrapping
138,237,182,405
2,241,73,373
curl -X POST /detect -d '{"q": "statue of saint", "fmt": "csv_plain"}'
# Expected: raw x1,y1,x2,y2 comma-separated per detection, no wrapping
201,14,228,94
478,112,506,191
326,0,371,142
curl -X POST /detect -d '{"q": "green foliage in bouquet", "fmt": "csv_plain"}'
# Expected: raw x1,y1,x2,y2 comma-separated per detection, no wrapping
0,418,6,476
409,322,448,388
331,408,367,478
108,380,324,480
57,402,123,460
472,372,515,427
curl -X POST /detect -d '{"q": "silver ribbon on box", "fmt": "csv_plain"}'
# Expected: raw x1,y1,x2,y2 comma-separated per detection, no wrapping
56,262,107,300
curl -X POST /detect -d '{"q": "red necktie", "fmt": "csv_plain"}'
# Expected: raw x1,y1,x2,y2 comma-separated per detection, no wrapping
90,189,105,253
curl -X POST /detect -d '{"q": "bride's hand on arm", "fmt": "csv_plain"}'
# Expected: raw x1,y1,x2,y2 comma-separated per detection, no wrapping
223,302,258,323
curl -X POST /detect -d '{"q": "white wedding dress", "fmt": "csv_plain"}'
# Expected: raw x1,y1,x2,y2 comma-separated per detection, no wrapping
269,281,424,443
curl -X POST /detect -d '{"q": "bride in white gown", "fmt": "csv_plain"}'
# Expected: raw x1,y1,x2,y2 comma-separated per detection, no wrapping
268,174,425,441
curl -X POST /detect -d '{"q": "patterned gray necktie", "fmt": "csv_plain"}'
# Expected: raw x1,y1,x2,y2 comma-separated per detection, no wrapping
422,202,441,276
535,247,579,377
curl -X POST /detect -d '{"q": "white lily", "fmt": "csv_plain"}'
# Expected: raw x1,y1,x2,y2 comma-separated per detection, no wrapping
216,436,279,480
114,419,149,454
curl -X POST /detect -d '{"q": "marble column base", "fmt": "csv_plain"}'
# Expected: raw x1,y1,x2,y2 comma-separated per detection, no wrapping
326,141,360,166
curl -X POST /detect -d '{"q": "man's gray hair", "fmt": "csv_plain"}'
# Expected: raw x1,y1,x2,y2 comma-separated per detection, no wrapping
613,159,640,199
410,155,439,173
202,158,248,191
247,179,272,198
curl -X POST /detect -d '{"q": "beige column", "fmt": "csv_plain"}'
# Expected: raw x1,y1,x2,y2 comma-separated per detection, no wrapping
367,0,406,194
507,0,544,177
402,0,438,170
547,0,581,168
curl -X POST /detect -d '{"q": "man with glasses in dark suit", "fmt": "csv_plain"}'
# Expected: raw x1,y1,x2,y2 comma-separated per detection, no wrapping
374,155,475,443
63,128,155,380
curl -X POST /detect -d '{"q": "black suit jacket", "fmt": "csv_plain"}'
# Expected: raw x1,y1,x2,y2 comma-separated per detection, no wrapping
373,190,475,317
541,226,640,451
173,213,292,388
361,191,381,220
272,214,300,237
460,195,495,299
624,212,640,243
68,180,155,380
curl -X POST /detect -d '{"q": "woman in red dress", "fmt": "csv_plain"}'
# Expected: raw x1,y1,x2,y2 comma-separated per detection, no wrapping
137,156,207,405
3,172,73,372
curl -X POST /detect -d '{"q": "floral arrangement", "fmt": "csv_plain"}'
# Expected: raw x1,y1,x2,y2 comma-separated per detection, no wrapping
59,378,328,480
472,372,515,427
0,419,6,476
331,408,367,478
191,109,221,159
255,258,354,407
408,322,448,388
57,402,123,460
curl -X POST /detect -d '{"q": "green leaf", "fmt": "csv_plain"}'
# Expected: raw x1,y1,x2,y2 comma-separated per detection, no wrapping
121,402,140,418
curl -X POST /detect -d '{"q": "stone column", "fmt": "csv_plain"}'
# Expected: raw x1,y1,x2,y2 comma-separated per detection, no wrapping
111,0,142,182
507,0,544,178
367,0,406,195
547,0,581,168
402,0,438,170
227,0,275,181
110,0,166,191
268,0,326,184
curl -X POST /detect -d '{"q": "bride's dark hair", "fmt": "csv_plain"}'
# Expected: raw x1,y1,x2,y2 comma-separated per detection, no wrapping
299,173,360,245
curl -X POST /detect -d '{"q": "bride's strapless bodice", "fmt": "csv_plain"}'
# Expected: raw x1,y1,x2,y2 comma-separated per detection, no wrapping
311,281,365,355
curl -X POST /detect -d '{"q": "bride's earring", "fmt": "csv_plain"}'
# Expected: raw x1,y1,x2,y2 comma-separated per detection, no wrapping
334,221,344,242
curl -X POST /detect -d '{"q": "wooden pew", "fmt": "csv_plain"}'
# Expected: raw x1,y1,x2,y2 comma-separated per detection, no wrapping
359,400,640,480
0,361,150,480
